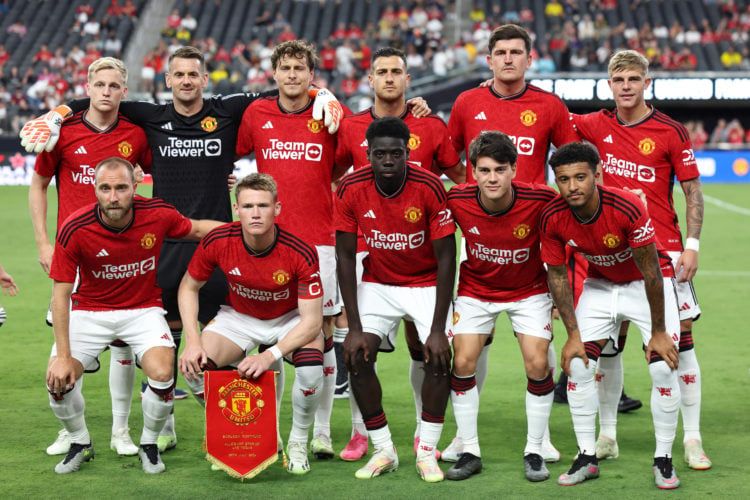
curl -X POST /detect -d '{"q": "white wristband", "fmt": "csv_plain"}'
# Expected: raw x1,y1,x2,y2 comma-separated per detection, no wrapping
685,237,700,252
268,345,283,361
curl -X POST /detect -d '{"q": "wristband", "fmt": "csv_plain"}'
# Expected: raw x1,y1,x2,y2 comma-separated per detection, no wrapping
268,345,283,361
685,237,700,252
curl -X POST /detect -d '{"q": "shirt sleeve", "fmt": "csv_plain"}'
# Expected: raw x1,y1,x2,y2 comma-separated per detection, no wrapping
186,236,218,282
433,118,462,169
334,120,354,168
624,194,657,249
50,233,79,283
427,186,456,240
540,217,567,267
551,101,581,147
447,95,465,154
333,184,358,233
235,105,255,157
34,147,62,177
668,129,700,182
165,207,194,239
296,255,323,300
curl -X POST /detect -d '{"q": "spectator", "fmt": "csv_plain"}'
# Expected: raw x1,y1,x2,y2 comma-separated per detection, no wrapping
33,45,53,65
0,45,8,68
726,119,745,145
76,3,93,23
339,68,358,98
347,22,363,41
319,39,337,79
83,18,100,37
405,43,425,74
6,21,27,38
277,25,296,43
69,45,85,65
412,4,430,28
710,118,727,144
163,9,181,37
103,31,123,57
519,7,535,24
685,23,701,45
578,14,596,40
106,0,121,17
690,121,709,150
675,47,697,70
121,0,137,18
536,48,558,73
469,3,485,23
331,22,348,40
721,45,743,68
336,39,355,76
545,0,565,17
181,13,198,33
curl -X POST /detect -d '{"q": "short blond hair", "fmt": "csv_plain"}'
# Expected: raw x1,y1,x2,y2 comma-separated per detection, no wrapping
608,50,649,77
88,57,128,84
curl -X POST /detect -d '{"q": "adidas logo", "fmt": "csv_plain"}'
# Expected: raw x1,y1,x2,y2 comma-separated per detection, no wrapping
96,249,109,257
161,122,173,130
75,145,87,154
160,333,170,341
324,299,334,308
363,209,376,218
468,226,480,235
228,267,242,276
566,239,578,247
474,111,487,120
603,134,613,144
262,121,274,129
360,139,368,147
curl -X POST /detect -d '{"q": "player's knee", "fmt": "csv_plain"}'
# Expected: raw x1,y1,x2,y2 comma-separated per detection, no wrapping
648,360,676,387
452,351,477,376
568,356,594,382
524,354,549,380
145,365,173,383
294,365,323,392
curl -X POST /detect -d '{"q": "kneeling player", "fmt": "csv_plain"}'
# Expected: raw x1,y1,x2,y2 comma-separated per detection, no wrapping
46,158,220,474
178,173,324,475
446,131,557,481
540,143,682,489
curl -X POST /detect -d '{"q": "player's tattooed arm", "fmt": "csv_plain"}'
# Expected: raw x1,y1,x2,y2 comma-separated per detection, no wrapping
632,243,678,368
674,177,704,281
425,234,456,376
681,177,704,240
547,264,587,375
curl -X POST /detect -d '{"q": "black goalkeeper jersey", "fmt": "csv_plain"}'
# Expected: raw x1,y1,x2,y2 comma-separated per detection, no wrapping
70,93,269,222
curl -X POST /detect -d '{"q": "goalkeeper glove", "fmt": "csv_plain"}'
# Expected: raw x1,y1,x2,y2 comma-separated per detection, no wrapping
20,105,72,153
310,89,343,134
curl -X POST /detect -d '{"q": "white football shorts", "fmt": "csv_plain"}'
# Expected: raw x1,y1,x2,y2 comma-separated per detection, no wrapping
667,250,701,321
453,293,553,339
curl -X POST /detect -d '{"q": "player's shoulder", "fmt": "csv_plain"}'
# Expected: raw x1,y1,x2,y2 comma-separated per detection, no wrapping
57,204,98,245
342,108,373,124
456,85,488,101
63,110,86,128
447,182,478,200
514,181,557,202
648,107,690,141
200,221,240,248
405,110,447,126
599,185,646,220
539,193,569,227
134,195,175,211
407,165,447,198
276,227,318,265
336,167,373,196
525,83,567,105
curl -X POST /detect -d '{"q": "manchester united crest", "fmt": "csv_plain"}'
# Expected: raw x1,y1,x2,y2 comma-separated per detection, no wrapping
201,116,218,132
117,141,133,157
513,223,531,239
638,137,656,155
452,312,461,325
408,133,421,151
217,379,265,425
272,269,290,285
602,233,621,248
141,233,157,249
404,206,423,223
307,118,323,133
520,110,537,127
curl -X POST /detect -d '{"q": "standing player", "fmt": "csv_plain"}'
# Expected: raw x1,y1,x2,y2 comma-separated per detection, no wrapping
446,131,557,482
29,57,150,458
571,50,709,469
178,173,325,475
0,262,18,326
46,158,220,474
235,40,348,461
445,23,578,462
22,45,342,453
335,117,456,482
540,142,682,489
334,46,464,461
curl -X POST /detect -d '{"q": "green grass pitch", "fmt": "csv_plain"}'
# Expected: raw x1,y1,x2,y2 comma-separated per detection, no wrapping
0,183,748,498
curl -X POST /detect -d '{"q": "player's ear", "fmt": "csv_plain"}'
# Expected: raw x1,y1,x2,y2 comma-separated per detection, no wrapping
275,201,281,217
511,164,517,179
233,202,239,218
594,162,603,185
644,77,652,89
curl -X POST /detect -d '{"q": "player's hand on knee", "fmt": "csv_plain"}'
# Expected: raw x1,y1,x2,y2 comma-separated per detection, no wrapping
561,338,587,376
343,328,368,375
179,346,207,381
46,357,76,397
406,97,432,118
646,330,679,370
424,330,451,376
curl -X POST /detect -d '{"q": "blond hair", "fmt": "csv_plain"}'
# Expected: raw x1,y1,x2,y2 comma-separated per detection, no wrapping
608,50,649,77
88,57,128,84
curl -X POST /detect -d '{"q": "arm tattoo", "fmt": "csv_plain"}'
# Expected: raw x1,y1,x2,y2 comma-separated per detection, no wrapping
632,244,666,332
681,178,704,240
547,265,578,334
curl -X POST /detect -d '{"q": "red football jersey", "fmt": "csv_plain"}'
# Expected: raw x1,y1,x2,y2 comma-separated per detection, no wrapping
335,107,460,175
448,84,578,184
188,223,322,320
50,196,192,311
335,165,456,286
236,97,349,246
571,107,699,251
34,111,151,231
448,182,555,302
540,185,674,283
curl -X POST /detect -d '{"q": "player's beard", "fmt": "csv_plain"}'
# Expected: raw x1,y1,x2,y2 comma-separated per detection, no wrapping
101,199,133,224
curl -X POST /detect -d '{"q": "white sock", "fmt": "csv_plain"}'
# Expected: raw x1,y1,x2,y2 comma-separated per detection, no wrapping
289,364,323,444
475,344,490,393
313,342,335,439
596,353,623,440
544,342,557,444
141,378,174,444
418,421,443,454
450,374,480,456
109,344,135,433
49,378,89,444
567,356,598,456
368,424,392,450
184,372,205,406
678,348,702,442
525,375,554,455
649,360,680,457
271,359,285,450
333,326,348,343
409,358,425,438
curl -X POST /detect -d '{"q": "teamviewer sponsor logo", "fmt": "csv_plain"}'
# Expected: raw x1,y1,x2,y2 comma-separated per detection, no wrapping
507,135,535,156
469,243,531,265
260,139,324,161
92,256,156,279
72,165,95,185
229,283,290,301
603,153,655,182
364,230,425,250
580,248,633,267
158,138,222,157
